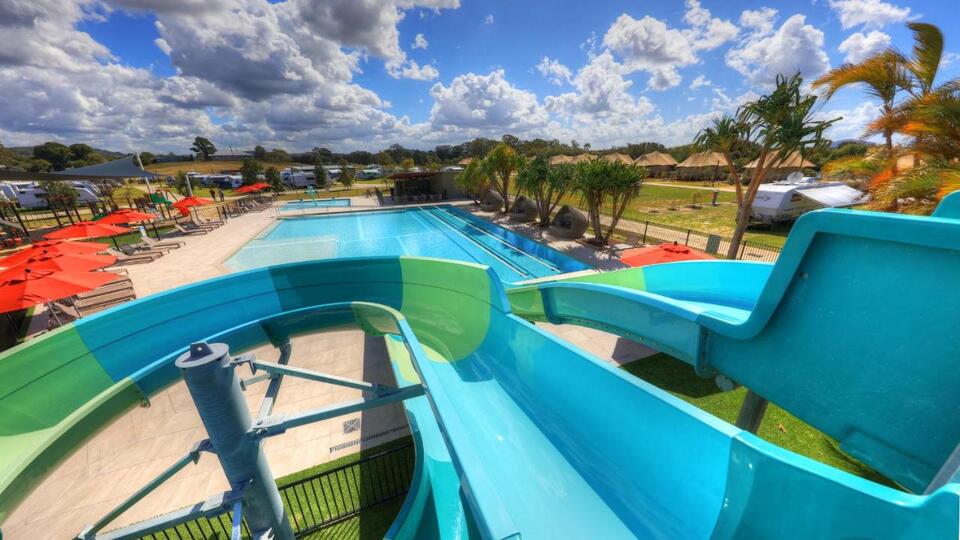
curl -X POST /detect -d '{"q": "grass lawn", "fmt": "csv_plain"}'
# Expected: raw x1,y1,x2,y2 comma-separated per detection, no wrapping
145,160,302,176
622,353,895,487
554,184,790,247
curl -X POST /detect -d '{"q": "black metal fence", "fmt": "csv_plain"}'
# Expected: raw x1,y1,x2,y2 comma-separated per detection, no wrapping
134,443,415,540
622,219,782,262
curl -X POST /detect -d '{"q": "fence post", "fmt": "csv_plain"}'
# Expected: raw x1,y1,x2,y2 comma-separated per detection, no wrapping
684,229,691,246
176,343,295,540
738,241,747,260
642,221,648,244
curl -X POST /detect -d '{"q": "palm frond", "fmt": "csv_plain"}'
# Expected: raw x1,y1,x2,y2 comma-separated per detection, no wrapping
906,22,944,93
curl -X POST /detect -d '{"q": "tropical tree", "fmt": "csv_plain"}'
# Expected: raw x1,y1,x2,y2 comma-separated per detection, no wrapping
516,156,575,226
338,158,355,187
32,142,71,170
814,51,907,152
728,74,838,259
239,158,262,185
400,157,415,171
575,160,644,244
483,142,521,212
694,115,747,206
173,170,190,195
454,160,490,203
313,157,328,188
191,136,216,160
265,166,283,193
39,180,78,208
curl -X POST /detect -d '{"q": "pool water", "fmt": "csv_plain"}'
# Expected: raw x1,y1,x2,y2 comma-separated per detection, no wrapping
282,198,351,210
225,205,590,282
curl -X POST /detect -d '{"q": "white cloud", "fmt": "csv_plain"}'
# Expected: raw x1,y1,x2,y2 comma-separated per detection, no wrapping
428,70,547,134
943,52,960,66
739,8,778,36
682,0,738,51
545,52,654,122
828,0,911,30
726,14,830,87
394,60,439,80
484,14,494,25
536,57,573,86
689,74,711,90
838,30,891,63
412,33,428,49
818,102,881,141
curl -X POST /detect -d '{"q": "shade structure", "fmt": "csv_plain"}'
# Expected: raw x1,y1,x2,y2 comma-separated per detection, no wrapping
251,182,271,190
0,240,107,268
548,155,574,165
601,153,634,165
0,268,121,313
44,221,132,241
0,252,116,275
234,185,260,193
571,153,597,164
620,242,714,267
97,209,158,225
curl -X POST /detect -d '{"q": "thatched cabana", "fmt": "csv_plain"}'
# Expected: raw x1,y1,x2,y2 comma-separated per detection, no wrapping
549,205,588,239
676,151,726,180
458,157,474,166
509,195,539,222
571,153,596,164
548,155,574,165
634,151,678,177
480,189,504,212
600,153,634,165
744,150,816,182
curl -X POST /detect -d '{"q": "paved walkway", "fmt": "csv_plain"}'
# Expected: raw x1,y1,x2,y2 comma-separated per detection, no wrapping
8,199,655,539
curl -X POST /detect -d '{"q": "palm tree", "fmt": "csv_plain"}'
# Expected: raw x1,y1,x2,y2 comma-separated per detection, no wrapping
813,50,907,152
693,115,746,206
728,74,838,259
484,143,522,212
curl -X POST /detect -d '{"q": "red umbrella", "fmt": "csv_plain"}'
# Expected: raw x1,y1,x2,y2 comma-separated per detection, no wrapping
621,242,714,267
0,252,116,276
0,240,107,268
0,268,121,314
234,185,259,193
251,182,271,190
98,209,157,224
44,221,132,249
172,196,213,209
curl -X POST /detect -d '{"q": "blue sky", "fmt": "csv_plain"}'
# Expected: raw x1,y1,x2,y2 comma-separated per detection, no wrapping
1,0,958,153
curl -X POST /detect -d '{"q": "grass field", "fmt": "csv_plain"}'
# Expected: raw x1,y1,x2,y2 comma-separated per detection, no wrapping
144,160,302,175
622,353,894,486
555,184,790,247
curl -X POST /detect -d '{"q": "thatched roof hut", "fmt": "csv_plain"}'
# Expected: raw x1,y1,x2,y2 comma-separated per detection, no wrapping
600,153,634,165
549,155,574,165
634,151,678,176
744,150,816,182
676,151,726,180
571,153,597,164
458,157,474,166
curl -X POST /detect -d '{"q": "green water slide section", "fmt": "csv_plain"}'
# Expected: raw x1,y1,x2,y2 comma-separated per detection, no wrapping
1,197,960,539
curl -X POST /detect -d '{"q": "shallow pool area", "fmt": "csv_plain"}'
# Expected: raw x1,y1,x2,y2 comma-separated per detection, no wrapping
225,205,590,282
281,198,352,210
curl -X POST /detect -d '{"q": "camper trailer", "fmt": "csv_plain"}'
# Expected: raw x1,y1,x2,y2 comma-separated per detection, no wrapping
281,170,318,188
751,176,868,224
0,181,101,209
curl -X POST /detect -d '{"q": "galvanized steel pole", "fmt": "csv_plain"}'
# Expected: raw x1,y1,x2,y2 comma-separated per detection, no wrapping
176,342,294,540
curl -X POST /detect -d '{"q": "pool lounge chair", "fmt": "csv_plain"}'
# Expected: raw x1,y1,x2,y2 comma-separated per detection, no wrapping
106,248,162,264
190,216,221,229
141,235,185,250
174,224,209,235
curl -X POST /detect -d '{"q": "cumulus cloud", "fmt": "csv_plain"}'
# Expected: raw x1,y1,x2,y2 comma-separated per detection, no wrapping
818,102,881,141
0,0,113,71
412,33,428,49
726,14,830,87
484,14,494,25
828,0,911,30
545,52,654,124
739,8,778,36
838,30,891,63
428,70,547,134
689,74,712,90
602,1,736,91
536,57,573,86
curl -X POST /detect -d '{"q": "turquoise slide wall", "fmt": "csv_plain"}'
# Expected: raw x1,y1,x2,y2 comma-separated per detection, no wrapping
2,201,960,538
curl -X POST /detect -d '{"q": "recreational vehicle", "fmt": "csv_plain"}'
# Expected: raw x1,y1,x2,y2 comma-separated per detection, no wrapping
0,181,101,209
751,176,868,224
281,170,318,188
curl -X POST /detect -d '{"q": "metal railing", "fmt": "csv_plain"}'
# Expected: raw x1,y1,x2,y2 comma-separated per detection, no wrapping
623,219,782,262
134,443,415,539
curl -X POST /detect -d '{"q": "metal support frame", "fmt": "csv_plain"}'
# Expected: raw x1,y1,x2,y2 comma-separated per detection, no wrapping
176,342,295,540
243,358,392,395
735,389,769,433
77,440,213,539
83,487,246,540
925,440,960,494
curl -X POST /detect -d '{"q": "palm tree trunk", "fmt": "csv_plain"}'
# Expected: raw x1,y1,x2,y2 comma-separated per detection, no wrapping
726,148,769,259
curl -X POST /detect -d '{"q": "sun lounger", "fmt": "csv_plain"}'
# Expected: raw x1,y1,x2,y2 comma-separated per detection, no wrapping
74,289,136,311
106,248,162,264
75,280,134,301
174,224,208,235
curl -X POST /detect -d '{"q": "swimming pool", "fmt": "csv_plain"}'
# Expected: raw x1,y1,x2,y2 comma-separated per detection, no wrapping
225,205,591,282
282,198,351,210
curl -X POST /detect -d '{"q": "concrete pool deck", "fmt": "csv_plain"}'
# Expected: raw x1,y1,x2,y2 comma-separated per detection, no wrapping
5,198,654,539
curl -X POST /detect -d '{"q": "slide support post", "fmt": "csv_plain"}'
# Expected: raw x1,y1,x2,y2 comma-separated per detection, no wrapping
735,389,768,434
176,342,294,540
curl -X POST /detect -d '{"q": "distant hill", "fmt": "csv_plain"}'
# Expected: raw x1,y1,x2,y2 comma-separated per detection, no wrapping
5,146,126,159
831,139,871,148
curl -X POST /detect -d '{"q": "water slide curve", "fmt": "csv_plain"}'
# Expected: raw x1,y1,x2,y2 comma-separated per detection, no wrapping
3,202,960,539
